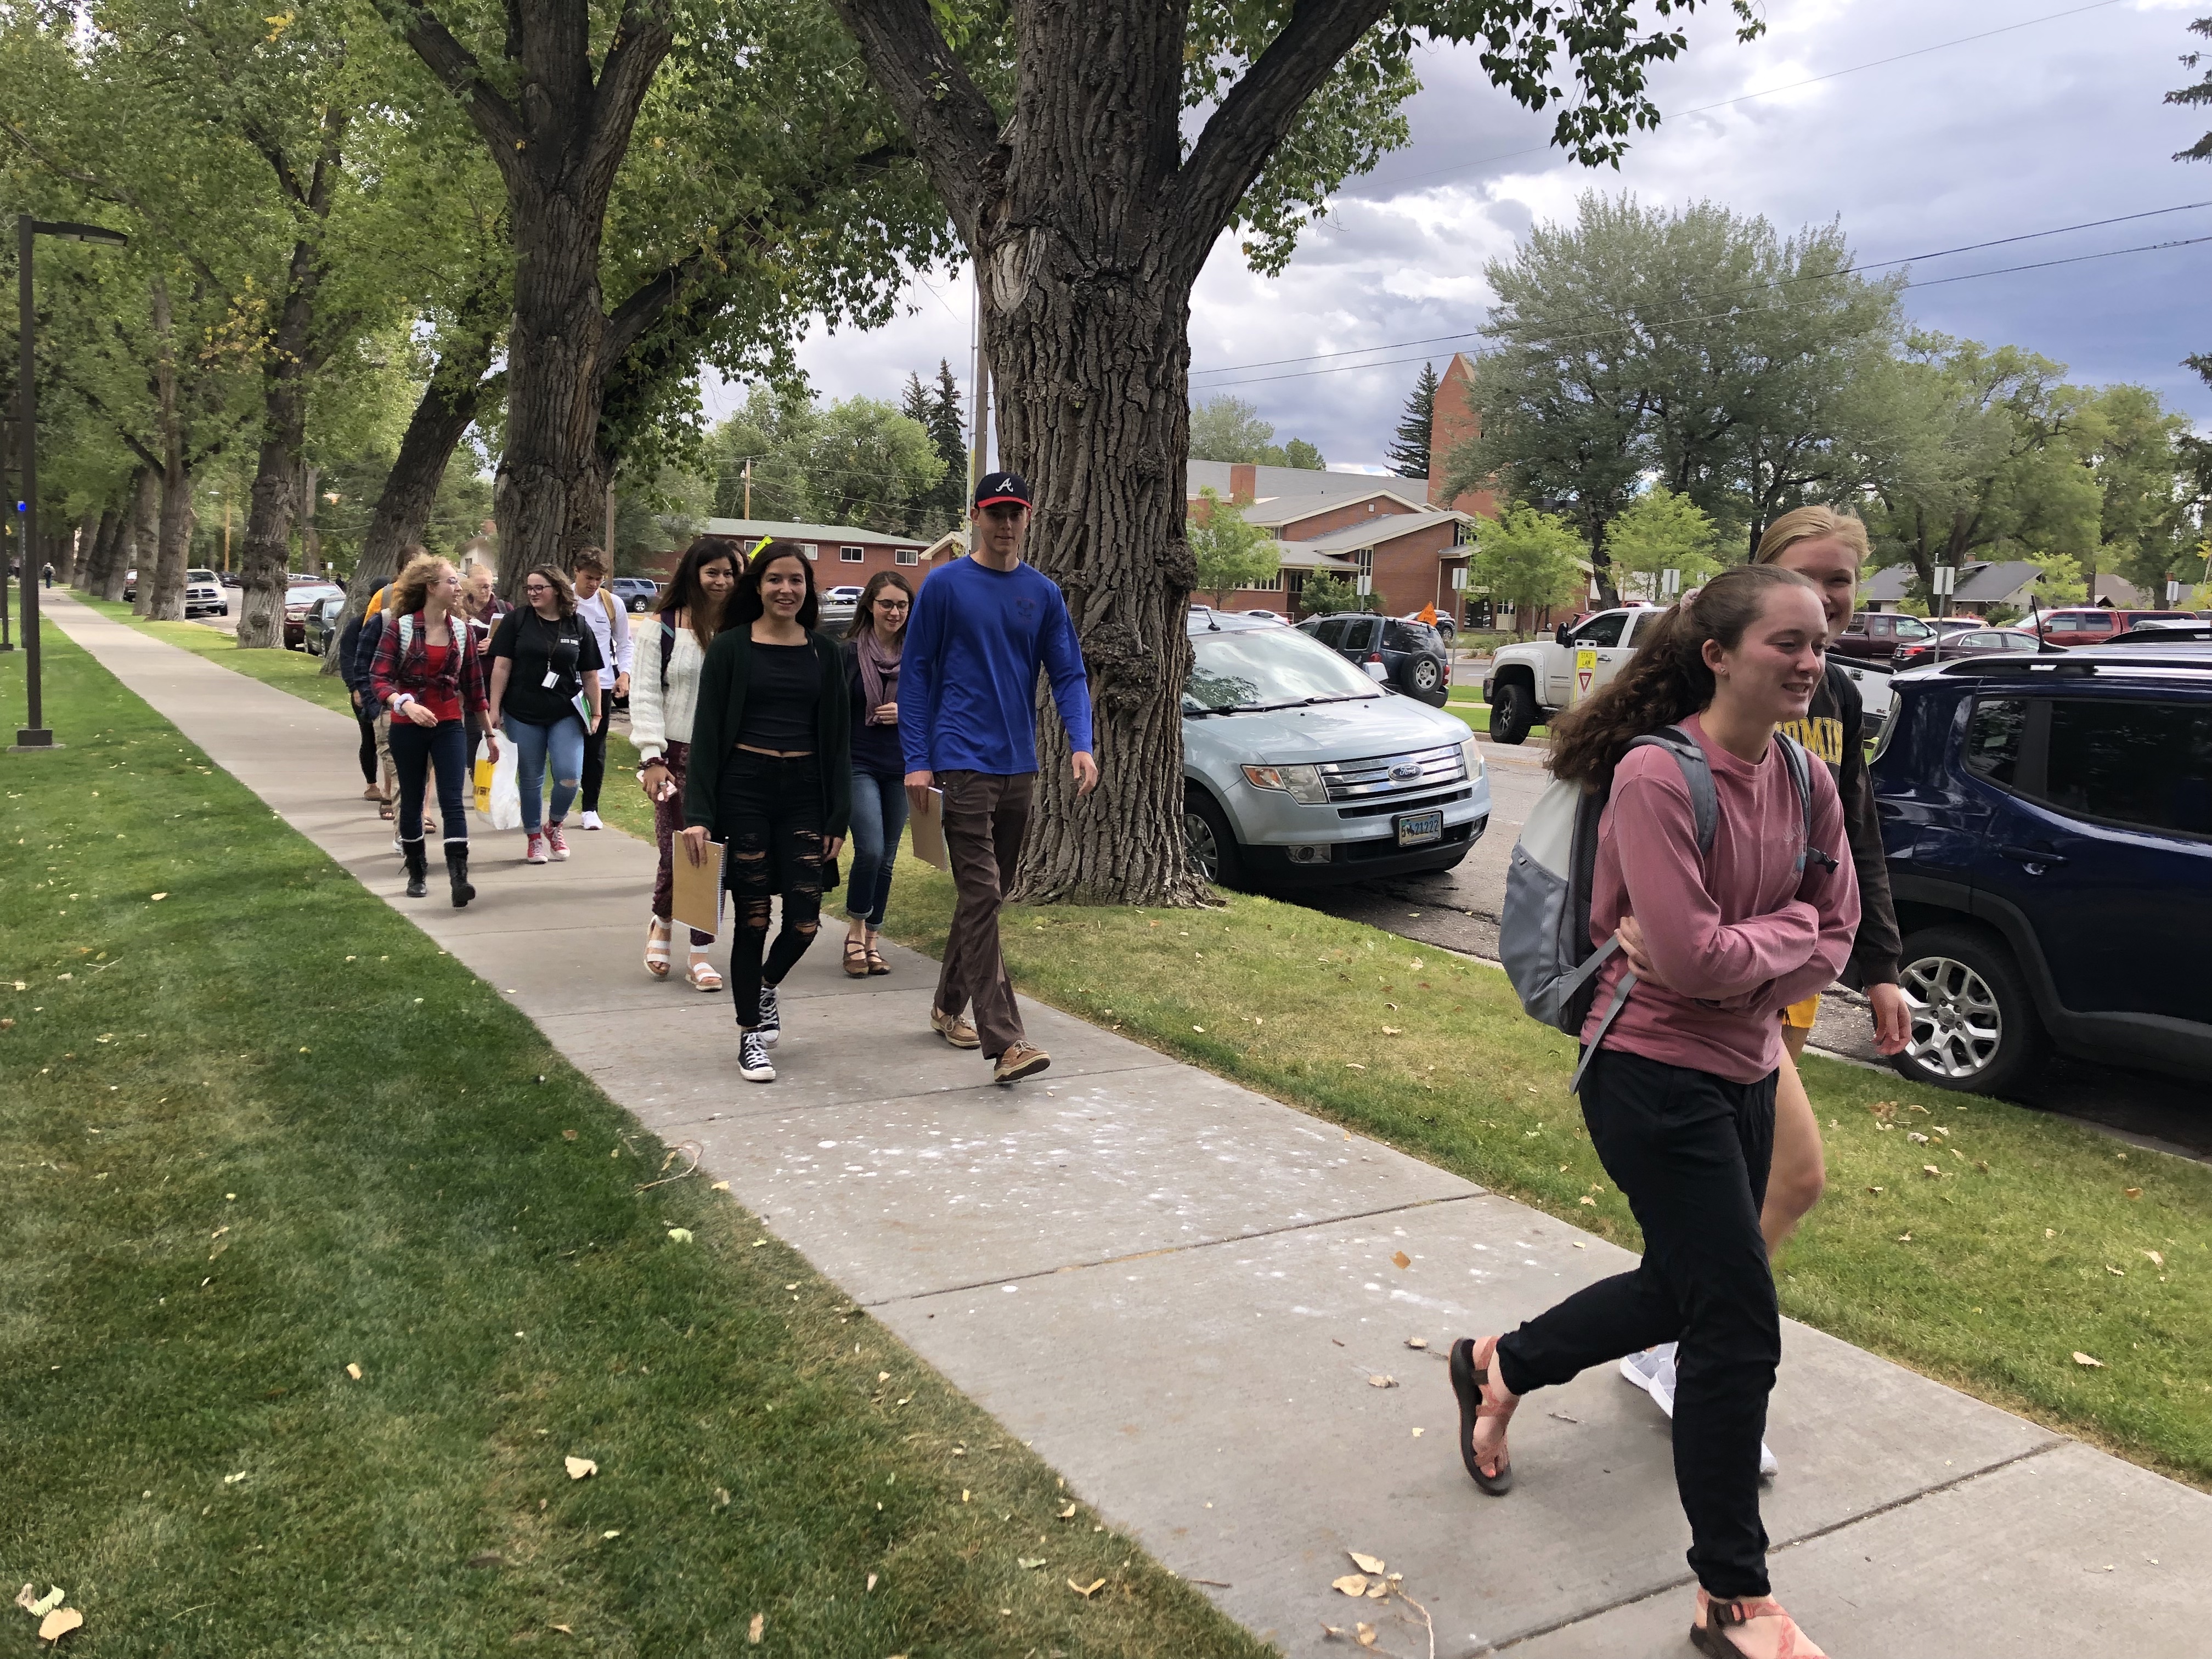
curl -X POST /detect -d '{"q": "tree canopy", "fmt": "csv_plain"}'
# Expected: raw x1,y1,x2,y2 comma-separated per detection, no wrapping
1188,488,1281,605
1189,396,1327,470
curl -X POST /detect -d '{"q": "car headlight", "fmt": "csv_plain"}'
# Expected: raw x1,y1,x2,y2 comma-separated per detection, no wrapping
1241,763,1329,805
1462,736,1485,782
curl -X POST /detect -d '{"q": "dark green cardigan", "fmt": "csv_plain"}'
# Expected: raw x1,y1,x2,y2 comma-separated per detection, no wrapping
682,628,853,840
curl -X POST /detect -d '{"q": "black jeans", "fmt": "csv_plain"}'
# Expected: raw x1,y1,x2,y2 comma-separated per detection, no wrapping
354,699,379,786
719,750,825,1028
580,693,612,812
1494,1046,1780,1600
389,719,471,844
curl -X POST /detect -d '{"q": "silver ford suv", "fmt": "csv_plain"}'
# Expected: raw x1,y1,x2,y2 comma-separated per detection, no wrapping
1182,608,1490,887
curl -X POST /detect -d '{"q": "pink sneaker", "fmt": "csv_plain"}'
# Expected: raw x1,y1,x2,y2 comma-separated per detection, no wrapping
545,821,571,861
524,831,549,865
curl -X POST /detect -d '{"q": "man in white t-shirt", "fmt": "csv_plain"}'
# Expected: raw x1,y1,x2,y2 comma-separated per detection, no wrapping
570,548,633,830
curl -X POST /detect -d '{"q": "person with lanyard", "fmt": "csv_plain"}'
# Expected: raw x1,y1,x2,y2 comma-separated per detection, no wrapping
569,548,633,832
681,539,851,1085
368,554,495,905
487,564,603,865
899,471,1097,1084
1446,564,1857,1659
632,535,741,991
1617,507,1911,1474
840,570,915,977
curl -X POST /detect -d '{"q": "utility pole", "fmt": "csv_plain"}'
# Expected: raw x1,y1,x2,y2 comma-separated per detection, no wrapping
742,456,753,520
968,266,991,522
605,484,616,560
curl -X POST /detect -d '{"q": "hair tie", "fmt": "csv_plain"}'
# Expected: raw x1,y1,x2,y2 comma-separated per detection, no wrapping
749,537,771,560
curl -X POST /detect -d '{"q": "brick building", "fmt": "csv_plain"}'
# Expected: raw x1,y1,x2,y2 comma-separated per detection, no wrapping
687,518,959,590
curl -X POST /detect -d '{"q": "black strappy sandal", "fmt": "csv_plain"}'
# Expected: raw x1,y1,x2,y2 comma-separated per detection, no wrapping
1450,1336,1517,1496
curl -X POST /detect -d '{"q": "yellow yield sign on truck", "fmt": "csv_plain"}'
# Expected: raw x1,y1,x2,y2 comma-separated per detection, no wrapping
1574,646,1598,701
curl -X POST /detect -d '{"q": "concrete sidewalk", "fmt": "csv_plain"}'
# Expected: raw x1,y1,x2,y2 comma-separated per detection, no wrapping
47,594,2212,1658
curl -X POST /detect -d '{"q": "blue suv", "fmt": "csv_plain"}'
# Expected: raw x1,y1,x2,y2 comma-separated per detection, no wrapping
1871,640,2212,1097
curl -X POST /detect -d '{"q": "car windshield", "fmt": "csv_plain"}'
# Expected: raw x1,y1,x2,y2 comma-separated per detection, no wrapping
1184,625,1384,713
188,569,217,583
289,585,342,604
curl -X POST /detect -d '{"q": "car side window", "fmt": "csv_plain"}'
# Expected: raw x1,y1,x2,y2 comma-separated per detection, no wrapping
1868,617,1891,637
1893,617,1932,641
1569,613,1627,647
1314,618,1347,647
1962,698,2028,788
2044,699,2212,838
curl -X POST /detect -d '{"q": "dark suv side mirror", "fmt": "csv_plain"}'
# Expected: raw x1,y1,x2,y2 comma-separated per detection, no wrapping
1554,623,1571,646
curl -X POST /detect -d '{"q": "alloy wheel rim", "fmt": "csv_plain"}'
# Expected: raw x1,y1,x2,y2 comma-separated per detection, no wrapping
1182,810,1220,881
1899,954,2003,1078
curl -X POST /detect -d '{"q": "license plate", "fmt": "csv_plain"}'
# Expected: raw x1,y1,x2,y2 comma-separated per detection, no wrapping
1395,809,1444,847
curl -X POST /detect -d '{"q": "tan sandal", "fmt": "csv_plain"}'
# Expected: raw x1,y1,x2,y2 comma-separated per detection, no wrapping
1691,1590,1826,1659
685,953,723,993
842,935,870,978
644,919,672,979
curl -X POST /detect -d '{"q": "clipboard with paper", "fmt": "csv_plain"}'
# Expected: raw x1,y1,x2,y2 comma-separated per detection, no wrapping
907,787,949,871
672,836,726,938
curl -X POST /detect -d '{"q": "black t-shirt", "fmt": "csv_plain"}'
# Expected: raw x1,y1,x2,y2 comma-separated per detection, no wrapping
490,609,604,726
736,641,820,749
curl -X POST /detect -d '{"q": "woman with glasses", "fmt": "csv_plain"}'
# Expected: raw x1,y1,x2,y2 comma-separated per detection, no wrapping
839,571,915,976
486,565,604,865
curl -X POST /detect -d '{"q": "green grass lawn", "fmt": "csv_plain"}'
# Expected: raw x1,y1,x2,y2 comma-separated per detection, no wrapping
871,860,2212,1490
1442,693,1547,742
74,595,358,716
0,631,1269,1658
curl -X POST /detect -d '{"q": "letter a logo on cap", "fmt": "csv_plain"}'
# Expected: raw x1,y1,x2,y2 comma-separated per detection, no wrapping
973,471,1031,510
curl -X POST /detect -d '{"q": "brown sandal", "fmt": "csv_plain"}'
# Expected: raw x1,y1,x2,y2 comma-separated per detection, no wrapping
1449,1335,1517,1495
1691,1590,1827,1659
377,800,395,821
865,939,889,975
842,936,871,978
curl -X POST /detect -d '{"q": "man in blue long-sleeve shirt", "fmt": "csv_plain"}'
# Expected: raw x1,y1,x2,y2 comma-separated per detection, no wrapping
900,471,1097,1082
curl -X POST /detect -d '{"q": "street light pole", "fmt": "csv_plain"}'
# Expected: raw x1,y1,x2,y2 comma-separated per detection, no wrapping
12,215,128,753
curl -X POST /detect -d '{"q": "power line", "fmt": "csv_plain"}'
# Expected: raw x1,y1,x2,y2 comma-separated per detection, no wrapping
1196,233,2212,389
1190,199,2212,380
1357,0,2129,194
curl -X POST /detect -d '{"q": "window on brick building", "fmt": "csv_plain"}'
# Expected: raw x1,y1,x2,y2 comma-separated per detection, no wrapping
840,545,865,562
895,548,918,566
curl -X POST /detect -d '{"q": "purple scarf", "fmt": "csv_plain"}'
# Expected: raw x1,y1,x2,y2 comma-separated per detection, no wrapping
856,628,901,725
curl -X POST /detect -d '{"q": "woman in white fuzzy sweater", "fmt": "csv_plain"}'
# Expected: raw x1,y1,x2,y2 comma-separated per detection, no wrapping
631,537,742,989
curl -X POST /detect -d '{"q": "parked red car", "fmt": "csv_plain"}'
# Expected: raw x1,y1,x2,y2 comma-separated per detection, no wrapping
1891,627,2061,671
2025,607,2199,647
283,583,345,649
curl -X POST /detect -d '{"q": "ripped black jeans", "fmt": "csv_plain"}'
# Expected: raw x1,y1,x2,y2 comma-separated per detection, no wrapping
717,749,826,1028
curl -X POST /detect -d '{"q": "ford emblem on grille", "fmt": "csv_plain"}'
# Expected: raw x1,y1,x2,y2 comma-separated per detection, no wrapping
1390,761,1421,781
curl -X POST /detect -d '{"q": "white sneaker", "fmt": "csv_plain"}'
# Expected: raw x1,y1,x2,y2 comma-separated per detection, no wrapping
580,810,603,830
1620,1344,1779,1478
738,1029,776,1082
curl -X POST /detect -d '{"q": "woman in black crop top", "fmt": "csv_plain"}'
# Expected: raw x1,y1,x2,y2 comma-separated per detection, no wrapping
682,540,851,1084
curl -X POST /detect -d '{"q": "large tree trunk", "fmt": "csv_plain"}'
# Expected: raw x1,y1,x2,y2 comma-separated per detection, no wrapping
236,250,334,645
57,509,94,587
151,455,196,620
72,504,112,592
320,328,500,674
110,468,156,604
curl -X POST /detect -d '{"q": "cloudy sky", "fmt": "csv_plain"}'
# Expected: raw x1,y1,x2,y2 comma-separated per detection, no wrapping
706,0,2212,473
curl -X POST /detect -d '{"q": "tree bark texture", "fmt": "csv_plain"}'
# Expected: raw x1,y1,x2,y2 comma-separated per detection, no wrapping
143,279,185,619
58,508,95,586
111,467,156,604
235,111,345,648
831,0,1389,904
320,325,501,673
381,0,673,597
72,504,113,591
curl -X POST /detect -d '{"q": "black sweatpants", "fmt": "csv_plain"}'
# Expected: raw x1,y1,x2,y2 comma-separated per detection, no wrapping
1494,1045,1779,1599
719,750,825,1028
580,695,612,813
354,700,380,786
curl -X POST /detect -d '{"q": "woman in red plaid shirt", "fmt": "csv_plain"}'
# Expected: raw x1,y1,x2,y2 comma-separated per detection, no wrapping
371,554,494,906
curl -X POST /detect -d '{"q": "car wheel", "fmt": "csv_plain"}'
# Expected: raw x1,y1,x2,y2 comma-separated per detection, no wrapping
629,597,647,612
1488,680,1534,746
1892,925,2046,1098
1406,656,1443,695
1183,789,1246,890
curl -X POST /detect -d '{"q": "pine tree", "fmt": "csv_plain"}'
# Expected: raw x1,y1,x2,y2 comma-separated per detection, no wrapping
926,359,968,524
901,371,932,428
1387,362,1440,479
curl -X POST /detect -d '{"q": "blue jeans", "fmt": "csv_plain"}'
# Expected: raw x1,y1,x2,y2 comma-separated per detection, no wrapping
388,719,470,844
845,769,910,928
503,713,586,833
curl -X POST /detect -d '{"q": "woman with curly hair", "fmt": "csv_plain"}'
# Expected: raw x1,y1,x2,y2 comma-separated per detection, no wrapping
631,535,743,990
1446,563,1858,1659
487,563,603,866
369,552,494,905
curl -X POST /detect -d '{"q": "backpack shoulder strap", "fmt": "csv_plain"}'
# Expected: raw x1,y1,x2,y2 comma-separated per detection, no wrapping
397,612,414,654
659,617,677,675
1774,731,1836,875
1626,725,1718,858
600,586,619,626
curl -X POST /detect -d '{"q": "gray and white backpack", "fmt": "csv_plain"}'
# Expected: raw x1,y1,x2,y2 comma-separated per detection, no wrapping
1498,724,1817,1090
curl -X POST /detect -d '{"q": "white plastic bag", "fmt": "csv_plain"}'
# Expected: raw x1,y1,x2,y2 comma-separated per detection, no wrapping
485,736,522,830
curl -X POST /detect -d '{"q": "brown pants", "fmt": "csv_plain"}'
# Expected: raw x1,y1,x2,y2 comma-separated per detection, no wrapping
935,769,1034,1059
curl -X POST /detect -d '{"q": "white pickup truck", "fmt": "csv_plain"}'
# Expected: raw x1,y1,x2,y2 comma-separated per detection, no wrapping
1479,605,1893,745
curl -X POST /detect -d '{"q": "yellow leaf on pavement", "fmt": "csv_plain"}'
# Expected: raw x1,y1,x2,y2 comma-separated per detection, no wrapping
1390,1250,1410,1269
1331,1574,1369,1596
1347,1551,1385,1575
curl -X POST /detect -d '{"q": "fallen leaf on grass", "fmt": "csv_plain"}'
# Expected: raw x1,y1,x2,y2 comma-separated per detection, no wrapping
565,1457,596,1480
710,1181,730,1192
1058,1503,1078,1519
346,1363,362,1380
561,1130,577,1141
1018,1557,1047,1570
747,1612,764,1642
550,1625,572,1635
2145,1250,2165,1267
1069,1577,1106,1599
20,1587,64,1616
1579,1196,1596,1206
1866,1186,1884,1194
1347,1551,1385,1575
1390,1250,1410,1269
1922,1165,1943,1178
150,893,167,901
666,1228,693,1244
866,1573,878,1591
2125,1188,2143,1199
38,1607,83,1642
1331,1575,1370,1596
2073,1352,2106,1368
2107,1266,2126,1277
1344,1062,1366,1071
1897,1233,1913,1243
1380,1026,1401,1036
1907,1131,1930,1144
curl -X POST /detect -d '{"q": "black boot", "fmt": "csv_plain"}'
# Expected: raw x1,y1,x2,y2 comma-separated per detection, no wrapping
445,843,475,908
402,837,429,898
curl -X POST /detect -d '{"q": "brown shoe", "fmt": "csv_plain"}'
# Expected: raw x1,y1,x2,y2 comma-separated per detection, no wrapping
992,1042,1051,1084
930,1007,980,1049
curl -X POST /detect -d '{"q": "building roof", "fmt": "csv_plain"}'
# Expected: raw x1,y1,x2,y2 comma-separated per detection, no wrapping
1187,460,1421,501
1266,541,1361,571
1860,560,2041,606
1291,509,1469,554
702,517,930,547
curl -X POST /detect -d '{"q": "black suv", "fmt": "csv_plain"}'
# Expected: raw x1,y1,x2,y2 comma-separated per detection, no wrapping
1871,643,2212,1096
1296,612,1450,706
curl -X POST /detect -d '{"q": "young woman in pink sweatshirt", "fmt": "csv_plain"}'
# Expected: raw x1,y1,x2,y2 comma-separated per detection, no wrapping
1450,563,1859,1659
